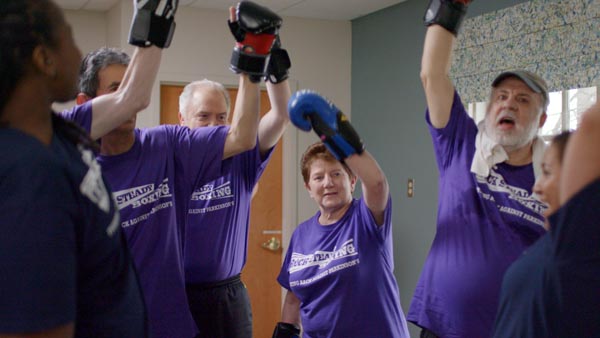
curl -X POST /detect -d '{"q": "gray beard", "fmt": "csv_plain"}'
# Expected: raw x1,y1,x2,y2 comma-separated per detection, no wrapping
484,123,538,153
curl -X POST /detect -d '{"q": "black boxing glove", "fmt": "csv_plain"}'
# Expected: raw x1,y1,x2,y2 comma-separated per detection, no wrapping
424,0,472,35
272,322,300,338
129,0,178,48
265,36,291,84
229,1,282,82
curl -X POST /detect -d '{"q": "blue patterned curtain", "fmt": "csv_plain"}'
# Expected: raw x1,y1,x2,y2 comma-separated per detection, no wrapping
451,0,600,103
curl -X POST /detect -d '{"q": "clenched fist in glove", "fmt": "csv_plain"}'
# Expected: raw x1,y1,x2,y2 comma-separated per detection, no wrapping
424,0,472,35
129,0,178,48
288,90,364,161
228,1,282,82
272,322,300,338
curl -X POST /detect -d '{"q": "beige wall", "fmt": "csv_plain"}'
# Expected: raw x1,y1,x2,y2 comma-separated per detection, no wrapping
63,0,351,246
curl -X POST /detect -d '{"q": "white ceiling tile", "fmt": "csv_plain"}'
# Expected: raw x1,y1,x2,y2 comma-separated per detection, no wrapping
56,0,407,20
83,0,120,11
280,0,405,21
54,0,87,10
188,0,300,13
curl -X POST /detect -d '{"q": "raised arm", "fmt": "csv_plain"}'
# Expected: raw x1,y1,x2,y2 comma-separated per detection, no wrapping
87,0,177,139
345,151,389,224
258,80,291,156
421,0,471,128
223,74,260,159
88,47,161,139
560,102,600,203
223,2,285,159
258,36,292,155
288,90,389,224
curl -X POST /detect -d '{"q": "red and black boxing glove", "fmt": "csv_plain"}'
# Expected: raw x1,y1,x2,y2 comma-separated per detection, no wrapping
229,1,282,82
265,36,291,84
424,0,472,35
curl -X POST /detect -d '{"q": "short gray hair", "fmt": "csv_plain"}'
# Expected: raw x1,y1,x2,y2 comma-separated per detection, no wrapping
78,47,130,98
179,79,231,117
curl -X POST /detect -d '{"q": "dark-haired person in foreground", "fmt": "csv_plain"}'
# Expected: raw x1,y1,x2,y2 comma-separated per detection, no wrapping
0,0,158,336
68,2,281,337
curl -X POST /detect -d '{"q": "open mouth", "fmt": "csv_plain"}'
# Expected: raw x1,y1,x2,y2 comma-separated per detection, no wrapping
497,116,516,129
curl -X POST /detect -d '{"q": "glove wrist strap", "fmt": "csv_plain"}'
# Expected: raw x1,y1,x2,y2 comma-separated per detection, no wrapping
230,48,268,82
423,0,467,36
272,322,300,338
266,48,291,84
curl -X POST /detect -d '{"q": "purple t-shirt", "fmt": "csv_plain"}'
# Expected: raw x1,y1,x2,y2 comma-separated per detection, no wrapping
61,101,93,129
407,92,546,338
184,145,273,283
63,104,228,338
277,198,410,338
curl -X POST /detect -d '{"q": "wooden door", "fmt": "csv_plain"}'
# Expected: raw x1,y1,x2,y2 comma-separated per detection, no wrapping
160,84,283,338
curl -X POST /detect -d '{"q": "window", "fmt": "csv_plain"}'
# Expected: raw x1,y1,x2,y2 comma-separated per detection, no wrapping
467,87,598,140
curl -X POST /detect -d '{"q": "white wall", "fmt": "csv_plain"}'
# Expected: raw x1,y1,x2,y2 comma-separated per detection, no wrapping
63,0,351,244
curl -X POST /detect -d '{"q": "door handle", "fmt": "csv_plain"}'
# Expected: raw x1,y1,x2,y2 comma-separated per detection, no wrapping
262,237,281,251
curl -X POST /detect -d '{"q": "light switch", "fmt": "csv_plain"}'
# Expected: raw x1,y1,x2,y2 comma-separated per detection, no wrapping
407,178,414,198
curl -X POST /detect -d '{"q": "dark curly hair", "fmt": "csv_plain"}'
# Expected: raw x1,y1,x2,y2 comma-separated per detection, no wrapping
0,0,98,151
0,0,56,114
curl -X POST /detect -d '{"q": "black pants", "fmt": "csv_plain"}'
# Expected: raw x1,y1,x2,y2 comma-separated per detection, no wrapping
186,274,253,338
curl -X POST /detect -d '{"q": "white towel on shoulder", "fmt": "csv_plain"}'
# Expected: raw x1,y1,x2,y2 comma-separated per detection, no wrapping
470,121,546,178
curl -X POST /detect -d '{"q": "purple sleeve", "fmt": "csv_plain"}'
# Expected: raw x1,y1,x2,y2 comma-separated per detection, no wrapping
241,142,275,191
59,101,93,134
277,236,294,290
256,144,275,179
357,195,393,242
425,91,478,174
0,160,75,332
173,125,228,188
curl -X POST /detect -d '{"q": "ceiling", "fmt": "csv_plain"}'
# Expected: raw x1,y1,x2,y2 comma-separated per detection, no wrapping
55,0,407,21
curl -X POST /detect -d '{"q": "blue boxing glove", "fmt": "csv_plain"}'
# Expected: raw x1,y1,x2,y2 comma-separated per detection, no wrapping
288,90,364,160
129,0,178,48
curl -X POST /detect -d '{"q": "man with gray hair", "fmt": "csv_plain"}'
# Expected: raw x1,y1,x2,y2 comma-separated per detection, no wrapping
407,1,549,338
73,45,261,338
71,31,265,338
179,36,291,338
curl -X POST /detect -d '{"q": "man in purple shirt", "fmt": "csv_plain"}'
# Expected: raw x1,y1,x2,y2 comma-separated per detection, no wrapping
407,1,549,337
69,3,284,337
177,3,291,337
71,47,259,338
